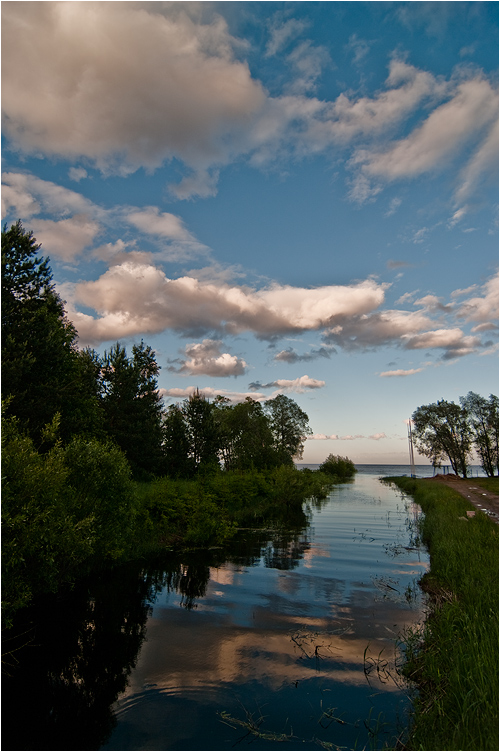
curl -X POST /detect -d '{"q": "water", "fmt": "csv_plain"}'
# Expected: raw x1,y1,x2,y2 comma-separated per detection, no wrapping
3,469,429,751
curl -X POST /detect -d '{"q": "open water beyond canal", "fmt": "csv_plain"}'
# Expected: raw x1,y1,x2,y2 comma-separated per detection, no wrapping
3,468,430,751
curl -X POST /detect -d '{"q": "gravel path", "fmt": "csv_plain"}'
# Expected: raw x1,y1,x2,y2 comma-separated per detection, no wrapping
423,475,499,523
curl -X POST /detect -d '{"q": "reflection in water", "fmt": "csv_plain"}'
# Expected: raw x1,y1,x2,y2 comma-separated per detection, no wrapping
2,474,428,751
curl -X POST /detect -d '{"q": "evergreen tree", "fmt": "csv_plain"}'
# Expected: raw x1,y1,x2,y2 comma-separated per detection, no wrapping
100,342,165,478
163,404,194,478
2,221,102,443
183,390,220,473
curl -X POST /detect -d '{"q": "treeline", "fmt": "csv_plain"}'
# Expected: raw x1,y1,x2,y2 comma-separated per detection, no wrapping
2,221,335,625
2,220,311,480
412,395,499,478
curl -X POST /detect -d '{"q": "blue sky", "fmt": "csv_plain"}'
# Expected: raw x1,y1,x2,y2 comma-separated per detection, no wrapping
2,1,498,464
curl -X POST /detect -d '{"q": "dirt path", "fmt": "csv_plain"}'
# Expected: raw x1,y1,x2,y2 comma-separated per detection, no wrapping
422,475,499,523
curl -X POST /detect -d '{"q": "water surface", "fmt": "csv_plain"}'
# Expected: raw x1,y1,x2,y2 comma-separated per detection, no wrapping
3,469,429,751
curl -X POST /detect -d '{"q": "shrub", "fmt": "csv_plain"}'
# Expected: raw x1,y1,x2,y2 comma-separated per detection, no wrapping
318,454,356,479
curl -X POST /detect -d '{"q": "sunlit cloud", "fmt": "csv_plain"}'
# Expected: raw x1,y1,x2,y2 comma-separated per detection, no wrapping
379,368,424,377
168,339,248,377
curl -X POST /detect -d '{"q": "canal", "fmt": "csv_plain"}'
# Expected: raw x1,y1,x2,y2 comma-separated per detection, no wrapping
3,467,430,751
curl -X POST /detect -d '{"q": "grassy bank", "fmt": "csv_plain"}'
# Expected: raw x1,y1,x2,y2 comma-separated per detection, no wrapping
387,476,498,751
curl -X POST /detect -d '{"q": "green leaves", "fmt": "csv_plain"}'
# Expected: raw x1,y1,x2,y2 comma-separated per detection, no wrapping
412,394,499,478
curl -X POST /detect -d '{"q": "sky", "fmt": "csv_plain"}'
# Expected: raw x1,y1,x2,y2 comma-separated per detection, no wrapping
1,1,498,465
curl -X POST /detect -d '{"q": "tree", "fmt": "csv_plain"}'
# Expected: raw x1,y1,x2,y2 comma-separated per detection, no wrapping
182,390,220,473
460,392,499,477
163,404,194,478
264,394,312,466
411,400,472,478
2,221,102,444
214,396,277,471
100,341,165,478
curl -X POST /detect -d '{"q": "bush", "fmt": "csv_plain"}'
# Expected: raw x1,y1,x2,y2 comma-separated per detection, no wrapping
318,454,356,479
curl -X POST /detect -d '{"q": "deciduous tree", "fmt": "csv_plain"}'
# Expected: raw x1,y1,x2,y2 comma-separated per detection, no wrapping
264,394,312,465
411,400,472,478
460,392,499,477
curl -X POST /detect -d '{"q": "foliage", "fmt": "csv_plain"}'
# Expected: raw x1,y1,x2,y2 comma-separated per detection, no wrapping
2,221,102,444
100,341,165,479
389,476,498,751
412,400,473,477
460,391,499,477
412,394,499,478
182,389,220,474
214,396,279,471
319,454,357,479
2,412,93,625
264,394,312,465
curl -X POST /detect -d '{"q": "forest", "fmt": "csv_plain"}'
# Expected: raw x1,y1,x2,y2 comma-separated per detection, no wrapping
2,221,346,627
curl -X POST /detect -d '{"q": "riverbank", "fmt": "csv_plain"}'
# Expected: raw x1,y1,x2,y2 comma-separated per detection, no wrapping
387,476,499,751
2,458,336,629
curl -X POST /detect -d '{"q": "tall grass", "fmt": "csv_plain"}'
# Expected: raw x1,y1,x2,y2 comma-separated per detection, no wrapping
388,477,498,751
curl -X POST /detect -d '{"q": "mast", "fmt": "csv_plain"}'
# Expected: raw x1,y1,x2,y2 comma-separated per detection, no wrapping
408,419,416,478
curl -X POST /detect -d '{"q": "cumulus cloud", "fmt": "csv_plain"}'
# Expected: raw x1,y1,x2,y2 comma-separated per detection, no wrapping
1,172,94,219
2,3,497,206
30,215,101,262
127,207,196,241
1,171,208,263
68,262,387,344
2,2,266,174
169,339,248,377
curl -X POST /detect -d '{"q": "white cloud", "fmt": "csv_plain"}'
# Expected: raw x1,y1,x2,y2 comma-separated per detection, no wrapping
3,3,496,206
250,375,326,392
379,368,424,377
127,207,195,241
30,215,101,261
69,261,387,344
1,172,94,219
454,120,499,205
2,2,266,174
352,77,498,189
385,197,402,217
1,172,208,263
402,328,480,357
160,386,266,404
68,167,88,182
266,17,309,57
308,434,340,440
172,339,248,377
455,272,499,326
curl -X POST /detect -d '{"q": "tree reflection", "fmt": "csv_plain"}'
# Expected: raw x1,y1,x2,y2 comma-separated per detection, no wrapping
2,565,161,751
2,513,312,750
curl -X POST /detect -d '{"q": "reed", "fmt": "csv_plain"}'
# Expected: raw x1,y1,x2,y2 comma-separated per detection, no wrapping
387,477,498,751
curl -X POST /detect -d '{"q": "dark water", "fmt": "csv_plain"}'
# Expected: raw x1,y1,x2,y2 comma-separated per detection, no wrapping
3,469,430,751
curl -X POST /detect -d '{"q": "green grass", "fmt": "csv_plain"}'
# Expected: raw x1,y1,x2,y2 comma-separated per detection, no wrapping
470,476,499,494
387,477,498,751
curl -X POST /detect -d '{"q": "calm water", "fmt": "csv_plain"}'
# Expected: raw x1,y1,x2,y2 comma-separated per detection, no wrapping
3,468,430,751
